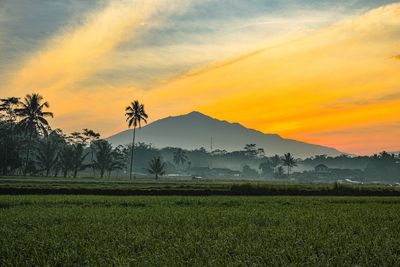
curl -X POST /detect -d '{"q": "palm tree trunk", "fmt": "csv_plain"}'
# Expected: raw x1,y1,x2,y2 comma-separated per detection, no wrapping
23,132,32,176
90,143,95,178
129,127,136,179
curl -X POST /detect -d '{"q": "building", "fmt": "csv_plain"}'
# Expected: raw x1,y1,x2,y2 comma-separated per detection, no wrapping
314,164,330,174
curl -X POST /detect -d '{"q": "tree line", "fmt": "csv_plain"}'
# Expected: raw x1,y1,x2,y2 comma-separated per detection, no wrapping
0,94,159,178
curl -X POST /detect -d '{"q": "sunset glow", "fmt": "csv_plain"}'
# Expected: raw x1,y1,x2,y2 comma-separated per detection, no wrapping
1,0,399,155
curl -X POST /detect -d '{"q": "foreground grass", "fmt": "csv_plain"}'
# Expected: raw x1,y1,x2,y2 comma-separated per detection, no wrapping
1,176,400,196
1,195,400,266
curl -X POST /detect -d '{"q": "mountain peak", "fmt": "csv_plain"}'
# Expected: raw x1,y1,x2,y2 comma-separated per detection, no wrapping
107,111,343,158
184,111,211,118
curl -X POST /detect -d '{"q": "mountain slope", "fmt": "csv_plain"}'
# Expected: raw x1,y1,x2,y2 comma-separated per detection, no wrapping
107,111,343,158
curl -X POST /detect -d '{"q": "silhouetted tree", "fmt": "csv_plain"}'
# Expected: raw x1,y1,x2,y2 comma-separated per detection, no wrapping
242,164,259,178
173,148,187,170
282,153,296,176
147,157,166,180
35,136,59,176
125,100,148,179
71,143,88,178
92,140,113,178
244,144,257,157
83,128,100,177
0,120,21,175
107,145,125,178
270,155,282,169
15,93,53,175
365,151,399,181
274,166,285,179
58,145,74,177
259,160,274,177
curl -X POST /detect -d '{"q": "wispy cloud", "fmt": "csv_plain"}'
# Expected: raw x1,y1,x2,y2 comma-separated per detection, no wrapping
133,3,400,154
325,90,400,109
3,0,186,94
1,1,399,154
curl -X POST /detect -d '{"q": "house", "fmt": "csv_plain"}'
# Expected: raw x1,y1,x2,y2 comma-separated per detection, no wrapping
314,164,330,174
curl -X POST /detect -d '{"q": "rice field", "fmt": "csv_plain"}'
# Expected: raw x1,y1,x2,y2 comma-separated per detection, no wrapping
1,195,400,266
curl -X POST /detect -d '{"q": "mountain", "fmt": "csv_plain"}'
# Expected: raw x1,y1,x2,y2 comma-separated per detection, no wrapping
107,111,344,158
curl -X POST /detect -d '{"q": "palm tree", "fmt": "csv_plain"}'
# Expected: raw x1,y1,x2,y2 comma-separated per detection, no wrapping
83,128,100,177
92,140,113,178
108,146,125,178
58,145,75,178
35,137,59,176
282,153,297,176
173,148,187,170
125,100,148,179
71,144,89,178
147,157,166,180
15,93,53,175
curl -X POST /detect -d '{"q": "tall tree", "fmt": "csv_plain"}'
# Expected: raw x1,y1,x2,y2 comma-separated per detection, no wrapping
147,157,166,180
173,148,187,170
83,128,100,177
282,153,297,176
92,140,113,178
259,160,274,177
0,97,21,175
15,93,53,175
35,136,59,176
0,120,21,175
58,145,74,178
244,144,257,157
71,143,88,178
125,100,148,179
270,155,282,168
108,145,125,178
274,166,285,179
92,140,125,178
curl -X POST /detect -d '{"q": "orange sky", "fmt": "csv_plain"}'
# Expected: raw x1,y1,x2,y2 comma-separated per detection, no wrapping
0,1,399,155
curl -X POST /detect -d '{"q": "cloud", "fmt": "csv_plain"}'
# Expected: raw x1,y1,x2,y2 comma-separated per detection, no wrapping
1,1,399,154
325,90,400,108
134,3,400,154
3,0,186,95
0,0,189,129
89,6,354,89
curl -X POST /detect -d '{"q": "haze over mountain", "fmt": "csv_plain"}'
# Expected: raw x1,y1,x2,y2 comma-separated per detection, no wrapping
107,111,344,158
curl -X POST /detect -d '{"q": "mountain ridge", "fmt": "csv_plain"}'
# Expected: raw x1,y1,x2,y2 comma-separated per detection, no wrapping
107,111,344,158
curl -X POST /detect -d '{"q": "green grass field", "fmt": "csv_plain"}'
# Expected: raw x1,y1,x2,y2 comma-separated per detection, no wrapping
1,177,400,266
1,176,400,196
1,195,400,266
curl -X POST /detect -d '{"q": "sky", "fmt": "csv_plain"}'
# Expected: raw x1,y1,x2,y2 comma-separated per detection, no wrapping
0,0,399,155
